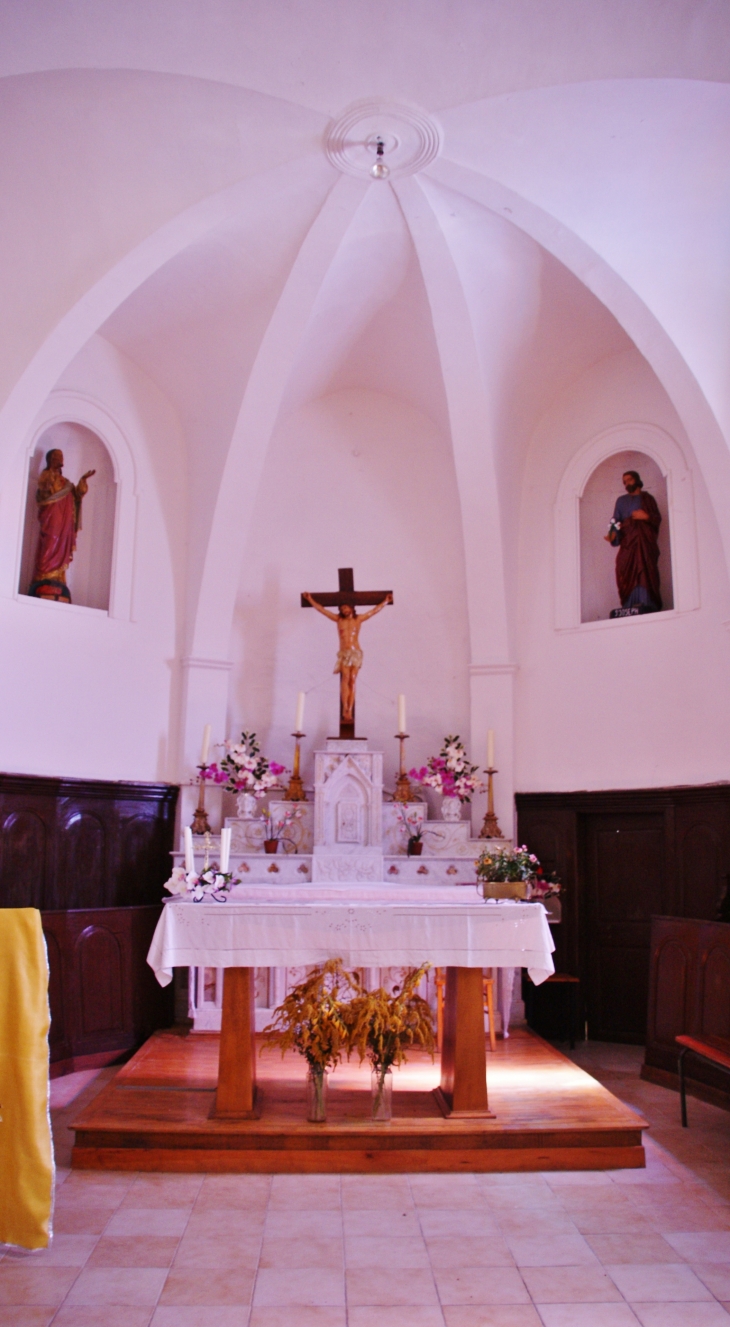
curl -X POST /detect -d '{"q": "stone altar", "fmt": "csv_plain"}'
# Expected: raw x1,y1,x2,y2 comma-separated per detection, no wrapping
176,735,519,1034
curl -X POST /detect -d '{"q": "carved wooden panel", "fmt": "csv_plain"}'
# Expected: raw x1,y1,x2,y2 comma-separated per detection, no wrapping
0,809,47,906
76,924,124,1039
59,810,106,908
700,941,730,1040
42,905,173,1073
645,916,730,1100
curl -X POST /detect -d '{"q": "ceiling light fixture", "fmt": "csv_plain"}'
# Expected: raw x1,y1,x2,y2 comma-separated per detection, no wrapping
370,137,390,179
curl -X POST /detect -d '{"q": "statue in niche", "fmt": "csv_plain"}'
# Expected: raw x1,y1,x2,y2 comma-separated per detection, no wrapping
604,469,662,615
29,449,95,603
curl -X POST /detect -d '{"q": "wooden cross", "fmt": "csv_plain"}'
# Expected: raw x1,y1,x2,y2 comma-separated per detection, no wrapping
301,568,393,738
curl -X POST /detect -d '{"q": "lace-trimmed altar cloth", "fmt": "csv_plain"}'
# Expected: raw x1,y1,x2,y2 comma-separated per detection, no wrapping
147,885,555,988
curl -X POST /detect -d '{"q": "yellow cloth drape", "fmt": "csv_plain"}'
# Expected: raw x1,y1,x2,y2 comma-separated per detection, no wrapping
0,908,54,1248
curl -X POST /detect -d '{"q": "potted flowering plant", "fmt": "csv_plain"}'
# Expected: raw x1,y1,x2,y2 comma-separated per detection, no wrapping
410,735,483,820
346,965,435,1121
474,844,560,902
395,805,424,856
261,804,303,855
214,731,287,816
262,959,355,1122
163,864,236,903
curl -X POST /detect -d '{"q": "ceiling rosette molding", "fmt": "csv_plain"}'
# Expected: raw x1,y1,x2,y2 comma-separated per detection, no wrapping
325,100,441,179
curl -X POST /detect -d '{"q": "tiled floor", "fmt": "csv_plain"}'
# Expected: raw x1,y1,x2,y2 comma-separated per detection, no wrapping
3,1041,730,1325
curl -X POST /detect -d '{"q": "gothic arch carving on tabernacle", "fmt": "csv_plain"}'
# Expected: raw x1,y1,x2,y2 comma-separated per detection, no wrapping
17,391,137,619
554,423,699,631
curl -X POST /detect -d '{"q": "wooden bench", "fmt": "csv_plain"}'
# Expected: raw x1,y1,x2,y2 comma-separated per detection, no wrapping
676,1033,730,1126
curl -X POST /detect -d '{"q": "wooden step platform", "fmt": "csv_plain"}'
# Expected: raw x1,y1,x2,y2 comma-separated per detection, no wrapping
71,1027,646,1174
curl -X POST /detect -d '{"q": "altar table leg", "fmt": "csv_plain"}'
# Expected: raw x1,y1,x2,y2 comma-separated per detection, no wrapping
214,967,259,1119
436,966,494,1118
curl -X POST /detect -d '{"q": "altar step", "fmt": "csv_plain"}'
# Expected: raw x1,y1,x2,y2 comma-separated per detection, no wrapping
70,1027,646,1175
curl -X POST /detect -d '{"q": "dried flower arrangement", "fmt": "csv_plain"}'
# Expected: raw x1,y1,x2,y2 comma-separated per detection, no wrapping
261,958,356,1120
346,964,436,1118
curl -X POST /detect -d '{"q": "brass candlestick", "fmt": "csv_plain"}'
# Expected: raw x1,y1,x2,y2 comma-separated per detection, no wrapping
479,766,504,839
284,732,307,801
393,732,412,803
190,770,212,836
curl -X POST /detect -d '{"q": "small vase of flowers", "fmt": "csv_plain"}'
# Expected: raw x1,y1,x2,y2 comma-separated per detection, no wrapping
410,736,483,820
262,805,303,854
395,805,424,856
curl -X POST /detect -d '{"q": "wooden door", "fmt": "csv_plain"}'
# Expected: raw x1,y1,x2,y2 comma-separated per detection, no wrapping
583,812,666,1042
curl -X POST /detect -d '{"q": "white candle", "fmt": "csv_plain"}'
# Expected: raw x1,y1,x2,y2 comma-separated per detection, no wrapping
295,691,305,733
220,826,231,874
487,729,495,769
398,694,407,734
184,825,194,873
200,723,212,765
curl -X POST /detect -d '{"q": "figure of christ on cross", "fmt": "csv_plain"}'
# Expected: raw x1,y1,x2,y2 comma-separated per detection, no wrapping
302,569,393,737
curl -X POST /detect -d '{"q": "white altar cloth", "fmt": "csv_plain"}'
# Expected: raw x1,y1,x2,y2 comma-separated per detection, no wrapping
147,885,555,988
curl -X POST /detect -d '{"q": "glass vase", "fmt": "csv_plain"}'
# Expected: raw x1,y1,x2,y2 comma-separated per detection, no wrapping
371,1066,393,1121
306,1066,327,1122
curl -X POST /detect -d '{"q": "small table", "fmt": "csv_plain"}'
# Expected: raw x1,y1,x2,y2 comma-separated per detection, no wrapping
147,885,554,1119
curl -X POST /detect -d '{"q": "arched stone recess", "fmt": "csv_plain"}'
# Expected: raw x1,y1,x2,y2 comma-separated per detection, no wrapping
15,390,137,620
554,424,699,632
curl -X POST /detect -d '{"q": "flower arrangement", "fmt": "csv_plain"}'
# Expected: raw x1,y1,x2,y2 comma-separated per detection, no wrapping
262,959,356,1120
395,805,423,853
163,864,236,903
262,804,303,848
409,735,483,803
214,731,287,798
475,844,562,899
346,965,435,1118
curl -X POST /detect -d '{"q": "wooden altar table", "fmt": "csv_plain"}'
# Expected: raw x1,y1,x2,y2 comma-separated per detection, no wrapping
147,885,555,1119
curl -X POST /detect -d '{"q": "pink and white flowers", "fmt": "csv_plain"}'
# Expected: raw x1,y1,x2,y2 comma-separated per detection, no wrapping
201,731,287,799
409,735,483,803
163,864,235,902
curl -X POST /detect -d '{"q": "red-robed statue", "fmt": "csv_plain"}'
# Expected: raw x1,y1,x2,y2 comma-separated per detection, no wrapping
604,469,661,613
29,449,95,603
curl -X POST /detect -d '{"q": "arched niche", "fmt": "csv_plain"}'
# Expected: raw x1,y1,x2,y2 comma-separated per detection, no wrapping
19,420,116,611
554,423,699,631
580,450,673,623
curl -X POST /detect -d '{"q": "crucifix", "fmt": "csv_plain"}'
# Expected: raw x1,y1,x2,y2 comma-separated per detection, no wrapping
301,568,393,738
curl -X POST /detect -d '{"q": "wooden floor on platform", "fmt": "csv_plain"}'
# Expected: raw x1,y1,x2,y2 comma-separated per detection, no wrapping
71,1026,647,1174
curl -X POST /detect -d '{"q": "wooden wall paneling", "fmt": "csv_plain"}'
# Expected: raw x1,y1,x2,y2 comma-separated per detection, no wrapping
519,786,730,1048
0,773,178,910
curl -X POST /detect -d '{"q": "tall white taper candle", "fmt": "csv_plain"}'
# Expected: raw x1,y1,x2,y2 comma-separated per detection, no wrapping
398,694,407,734
487,729,495,769
200,723,212,765
184,825,195,873
295,691,305,732
220,827,231,874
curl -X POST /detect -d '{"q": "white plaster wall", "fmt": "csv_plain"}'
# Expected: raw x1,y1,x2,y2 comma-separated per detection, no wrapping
0,336,184,781
517,349,730,792
228,387,472,793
